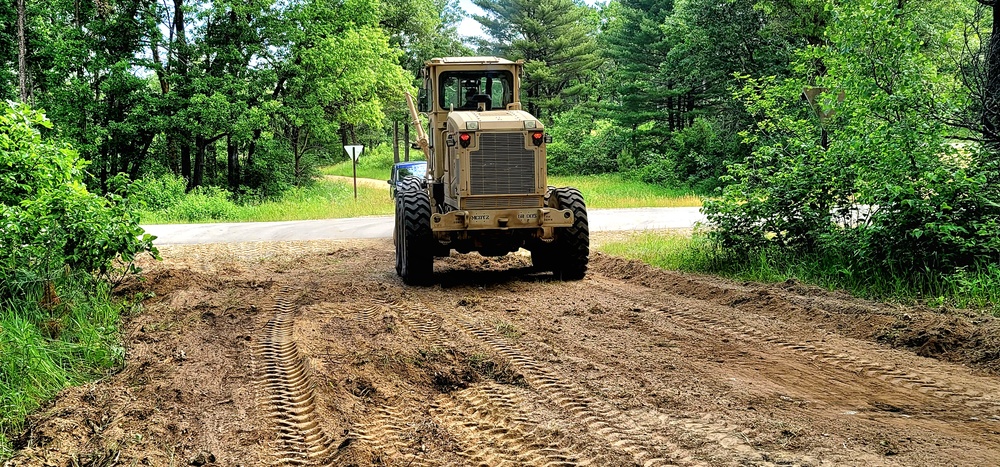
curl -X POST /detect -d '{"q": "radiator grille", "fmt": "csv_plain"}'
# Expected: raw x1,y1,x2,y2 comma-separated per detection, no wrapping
463,196,542,209
469,133,536,195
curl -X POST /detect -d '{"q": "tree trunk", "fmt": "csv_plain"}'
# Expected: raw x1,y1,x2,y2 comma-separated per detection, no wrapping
393,120,400,164
193,135,206,189
404,122,410,161
181,142,192,182
227,135,240,190
17,0,28,102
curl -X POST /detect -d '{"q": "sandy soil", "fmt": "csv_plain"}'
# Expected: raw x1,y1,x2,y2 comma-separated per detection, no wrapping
6,235,1000,466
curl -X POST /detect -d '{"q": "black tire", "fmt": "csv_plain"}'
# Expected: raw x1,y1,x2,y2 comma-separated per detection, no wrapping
548,187,589,280
395,176,423,198
394,194,404,274
397,189,434,285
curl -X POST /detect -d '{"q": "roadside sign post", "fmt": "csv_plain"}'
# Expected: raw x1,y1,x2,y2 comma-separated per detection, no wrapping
344,144,364,200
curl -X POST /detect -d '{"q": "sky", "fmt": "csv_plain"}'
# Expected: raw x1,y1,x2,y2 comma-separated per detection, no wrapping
456,0,602,40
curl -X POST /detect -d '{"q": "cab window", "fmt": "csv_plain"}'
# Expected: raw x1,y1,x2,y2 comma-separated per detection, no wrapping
439,71,514,111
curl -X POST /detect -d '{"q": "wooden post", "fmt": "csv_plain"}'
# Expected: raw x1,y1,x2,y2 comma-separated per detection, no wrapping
393,120,400,163
404,122,410,161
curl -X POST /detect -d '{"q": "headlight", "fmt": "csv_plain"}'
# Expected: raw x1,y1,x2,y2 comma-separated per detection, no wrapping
466,121,479,130
524,120,536,129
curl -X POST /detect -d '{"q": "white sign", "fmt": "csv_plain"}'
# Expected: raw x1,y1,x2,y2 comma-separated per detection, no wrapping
344,144,364,161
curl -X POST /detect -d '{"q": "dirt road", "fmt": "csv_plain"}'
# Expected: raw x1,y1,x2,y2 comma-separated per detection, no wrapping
8,237,1000,466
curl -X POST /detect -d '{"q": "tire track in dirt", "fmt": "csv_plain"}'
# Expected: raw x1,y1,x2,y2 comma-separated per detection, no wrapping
390,299,450,349
589,276,999,412
351,403,437,467
455,319,695,467
430,383,601,466
256,287,338,465
350,298,608,466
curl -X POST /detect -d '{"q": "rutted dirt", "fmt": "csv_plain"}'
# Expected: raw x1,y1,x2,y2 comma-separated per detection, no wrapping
6,236,1000,466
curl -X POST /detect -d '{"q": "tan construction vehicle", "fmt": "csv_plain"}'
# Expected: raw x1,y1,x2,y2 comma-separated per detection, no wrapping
395,56,588,285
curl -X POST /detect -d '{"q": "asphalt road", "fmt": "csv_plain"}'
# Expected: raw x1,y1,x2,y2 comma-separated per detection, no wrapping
143,207,706,245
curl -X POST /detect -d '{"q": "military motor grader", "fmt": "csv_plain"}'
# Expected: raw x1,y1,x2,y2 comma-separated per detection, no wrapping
395,56,588,285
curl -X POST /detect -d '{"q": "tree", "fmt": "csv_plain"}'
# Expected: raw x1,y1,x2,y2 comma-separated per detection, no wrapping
473,0,603,118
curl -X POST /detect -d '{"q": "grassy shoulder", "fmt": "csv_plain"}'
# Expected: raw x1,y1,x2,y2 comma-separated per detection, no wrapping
140,180,393,224
1,276,132,458
599,231,1000,314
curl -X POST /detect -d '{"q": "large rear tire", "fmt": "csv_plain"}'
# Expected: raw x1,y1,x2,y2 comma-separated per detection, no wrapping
395,176,423,197
548,187,589,280
397,189,434,285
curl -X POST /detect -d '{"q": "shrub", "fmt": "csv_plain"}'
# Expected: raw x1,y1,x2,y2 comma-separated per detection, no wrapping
0,102,158,294
0,102,155,458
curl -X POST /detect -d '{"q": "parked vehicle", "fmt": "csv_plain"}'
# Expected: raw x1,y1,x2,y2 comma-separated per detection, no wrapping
388,161,428,199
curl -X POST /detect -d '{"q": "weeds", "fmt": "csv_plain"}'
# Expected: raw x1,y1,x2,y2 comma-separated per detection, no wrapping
493,319,522,341
0,275,130,458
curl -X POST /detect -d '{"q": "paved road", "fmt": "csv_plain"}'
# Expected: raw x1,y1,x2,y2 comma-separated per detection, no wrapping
143,207,706,245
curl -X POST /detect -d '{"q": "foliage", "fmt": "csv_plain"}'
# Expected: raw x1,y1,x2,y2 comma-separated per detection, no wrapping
0,103,157,293
0,103,153,458
546,108,626,175
472,0,604,119
703,0,1000,278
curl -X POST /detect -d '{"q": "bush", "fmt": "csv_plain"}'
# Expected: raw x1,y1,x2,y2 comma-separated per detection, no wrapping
130,173,188,211
0,102,155,458
0,103,158,293
704,5,1000,282
547,109,625,175
158,185,239,223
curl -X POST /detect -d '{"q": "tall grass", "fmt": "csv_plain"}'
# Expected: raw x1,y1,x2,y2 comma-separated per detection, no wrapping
1,275,129,458
600,231,1000,314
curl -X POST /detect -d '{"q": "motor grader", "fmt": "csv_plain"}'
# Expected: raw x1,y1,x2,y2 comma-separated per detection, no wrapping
395,56,588,285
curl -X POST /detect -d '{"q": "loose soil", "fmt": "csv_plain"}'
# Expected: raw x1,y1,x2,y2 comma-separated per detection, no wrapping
6,236,1000,466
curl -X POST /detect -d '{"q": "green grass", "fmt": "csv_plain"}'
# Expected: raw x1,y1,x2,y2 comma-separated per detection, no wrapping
547,174,702,208
140,180,393,224
600,231,1000,314
1,275,130,459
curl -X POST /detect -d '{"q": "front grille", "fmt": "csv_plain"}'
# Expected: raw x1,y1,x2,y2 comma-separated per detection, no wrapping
469,133,536,195
464,196,542,209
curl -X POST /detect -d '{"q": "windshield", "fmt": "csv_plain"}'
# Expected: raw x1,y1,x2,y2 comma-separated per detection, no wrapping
397,164,426,179
439,71,514,111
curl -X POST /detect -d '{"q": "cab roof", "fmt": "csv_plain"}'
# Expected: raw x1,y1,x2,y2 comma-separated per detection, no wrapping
425,56,522,66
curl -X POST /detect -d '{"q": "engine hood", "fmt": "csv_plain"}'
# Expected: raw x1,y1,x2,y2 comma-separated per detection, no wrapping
447,110,544,132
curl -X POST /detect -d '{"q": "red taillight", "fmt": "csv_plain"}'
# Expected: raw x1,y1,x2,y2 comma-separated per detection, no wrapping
531,131,544,146
459,132,472,148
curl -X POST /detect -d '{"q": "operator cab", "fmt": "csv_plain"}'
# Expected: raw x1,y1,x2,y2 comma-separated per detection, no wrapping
440,71,515,111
